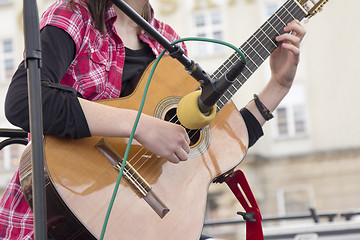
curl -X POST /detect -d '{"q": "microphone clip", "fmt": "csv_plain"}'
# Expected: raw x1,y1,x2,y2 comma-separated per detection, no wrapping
190,60,246,114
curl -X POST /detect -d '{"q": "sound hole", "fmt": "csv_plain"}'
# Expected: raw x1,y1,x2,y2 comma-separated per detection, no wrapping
164,108,201,147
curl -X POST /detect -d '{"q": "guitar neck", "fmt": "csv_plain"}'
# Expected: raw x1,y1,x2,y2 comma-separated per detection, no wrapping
212,0,307,110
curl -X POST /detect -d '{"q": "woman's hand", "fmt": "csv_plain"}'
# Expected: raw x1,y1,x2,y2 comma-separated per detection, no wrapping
270,19,306,89
79,98,190,163
135,114,190,164
246,19,306,125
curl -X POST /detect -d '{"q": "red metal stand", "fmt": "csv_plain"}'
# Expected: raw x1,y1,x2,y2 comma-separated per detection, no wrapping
224,170,264,240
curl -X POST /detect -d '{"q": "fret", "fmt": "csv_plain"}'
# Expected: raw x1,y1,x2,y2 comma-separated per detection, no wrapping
242,49,260,69
227,86,237,98
274,13,287,28
242,64,254,77
276,13,294,27
232,77,244,90
223,62,232,72
282,0,303,22
238,68,252,88
239,47,256,77
266,9,289,33
226,87,235,98
265,19,281,36
279,1,295,21
224,91,231,101
238,73,247,85
251,33,271,56
294,7,308,21
283,4,296,19
221,92,230,102
245,37,267,65
218,98,225,108
241,46,261,70
213,71,222,79
257,19,282,49
258,27,278,48
218,91,233,111
286,0,305,20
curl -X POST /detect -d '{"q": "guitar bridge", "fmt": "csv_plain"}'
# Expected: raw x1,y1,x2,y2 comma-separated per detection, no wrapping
95,138,170,218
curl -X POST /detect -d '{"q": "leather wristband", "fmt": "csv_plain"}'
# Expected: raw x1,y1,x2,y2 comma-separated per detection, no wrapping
253,94,273,121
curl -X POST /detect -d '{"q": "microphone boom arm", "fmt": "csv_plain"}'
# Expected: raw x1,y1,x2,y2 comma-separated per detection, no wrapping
111,0,214,87
112,0,247,128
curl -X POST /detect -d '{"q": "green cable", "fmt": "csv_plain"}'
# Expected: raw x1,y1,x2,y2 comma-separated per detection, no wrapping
172,37,246,63
99,37,246,240
99,49,166,240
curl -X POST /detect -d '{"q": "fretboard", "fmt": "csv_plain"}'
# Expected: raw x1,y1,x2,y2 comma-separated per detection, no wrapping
212,0,307,111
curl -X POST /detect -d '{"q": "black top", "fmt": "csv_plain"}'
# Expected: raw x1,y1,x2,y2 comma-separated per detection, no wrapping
5,25,263,147
122,45,155,97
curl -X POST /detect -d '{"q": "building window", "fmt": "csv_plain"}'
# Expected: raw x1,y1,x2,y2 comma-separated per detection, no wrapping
195,15,205,27
3,40,13,53
276,107,288,136
273,85,307,138
275,104,307,138
0,39,14,83
294,105,306,134
277,184,315,216
211,12,221,25
192,10,225,56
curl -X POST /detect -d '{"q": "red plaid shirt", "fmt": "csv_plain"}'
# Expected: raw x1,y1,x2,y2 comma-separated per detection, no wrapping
41,0,186,101
0,0,186,239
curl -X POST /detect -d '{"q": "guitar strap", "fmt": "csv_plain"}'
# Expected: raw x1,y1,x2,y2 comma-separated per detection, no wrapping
224,170,264,240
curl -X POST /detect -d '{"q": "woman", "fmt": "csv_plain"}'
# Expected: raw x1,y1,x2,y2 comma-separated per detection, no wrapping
0,0,306,239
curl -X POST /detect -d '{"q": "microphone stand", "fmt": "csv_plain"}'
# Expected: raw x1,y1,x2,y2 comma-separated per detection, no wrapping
23,0,47,239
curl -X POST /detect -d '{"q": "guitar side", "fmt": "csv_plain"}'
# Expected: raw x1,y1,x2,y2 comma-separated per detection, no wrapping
21,56,248,239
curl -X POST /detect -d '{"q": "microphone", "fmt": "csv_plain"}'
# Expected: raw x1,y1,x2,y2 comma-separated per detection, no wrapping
177,60,246,129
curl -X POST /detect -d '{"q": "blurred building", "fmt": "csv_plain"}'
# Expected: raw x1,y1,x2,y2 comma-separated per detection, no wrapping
0,0,360,239
154,0,360,239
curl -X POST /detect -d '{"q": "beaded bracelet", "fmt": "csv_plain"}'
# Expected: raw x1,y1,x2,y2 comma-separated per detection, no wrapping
253,94,273,121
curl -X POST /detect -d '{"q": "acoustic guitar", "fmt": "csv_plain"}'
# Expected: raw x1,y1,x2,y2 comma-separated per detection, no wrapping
19,0,328,239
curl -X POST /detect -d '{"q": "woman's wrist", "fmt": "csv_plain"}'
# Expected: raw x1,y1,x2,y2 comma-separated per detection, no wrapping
246,77,291,125
260,77,291,110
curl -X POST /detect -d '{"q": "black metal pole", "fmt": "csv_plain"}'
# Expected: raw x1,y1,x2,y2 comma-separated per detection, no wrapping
23,0,47,239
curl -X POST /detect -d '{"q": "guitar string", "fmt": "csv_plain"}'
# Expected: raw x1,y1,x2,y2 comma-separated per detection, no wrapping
125,0,304,185
122,166,149,196
122,0,305,187
213,0,302,109
128,0,304,185
99,3,312,238
217,0,305,110
196,0,304,116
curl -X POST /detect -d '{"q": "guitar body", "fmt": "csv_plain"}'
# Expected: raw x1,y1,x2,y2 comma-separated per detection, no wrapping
20,56,248,240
